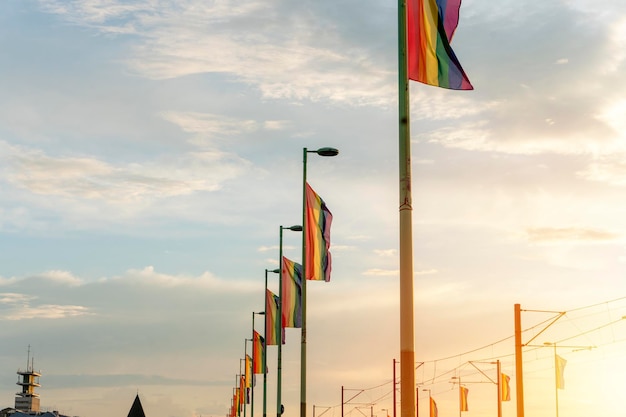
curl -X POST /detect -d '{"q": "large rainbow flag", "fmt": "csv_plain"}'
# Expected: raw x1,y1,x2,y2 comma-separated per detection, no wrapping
407,0,472,90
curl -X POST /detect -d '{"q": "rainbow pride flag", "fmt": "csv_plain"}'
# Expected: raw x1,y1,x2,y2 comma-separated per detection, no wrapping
281,257,302,328
265,289,281,345
245,354,252,388
305,183,332,282
252,330,266,374
407,0,472,90
239,375,245,405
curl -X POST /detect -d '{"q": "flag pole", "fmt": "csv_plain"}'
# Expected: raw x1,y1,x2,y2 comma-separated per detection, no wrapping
496,360,502,417
398,2,416,417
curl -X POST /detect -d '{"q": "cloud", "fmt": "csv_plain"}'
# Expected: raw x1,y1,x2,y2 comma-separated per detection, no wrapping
363,268,397,276
3,304,91,320
0,140,252,229
45,373,230,389
526,227,620,243
373,249,396,257
362,268,437,276
4,143,248,200
36,0,395,106
160,111,260,138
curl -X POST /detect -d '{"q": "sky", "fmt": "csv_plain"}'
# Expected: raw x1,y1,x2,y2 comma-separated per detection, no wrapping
1,0,626,416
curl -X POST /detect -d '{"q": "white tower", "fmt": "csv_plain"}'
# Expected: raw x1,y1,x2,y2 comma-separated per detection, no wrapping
15,346,41,412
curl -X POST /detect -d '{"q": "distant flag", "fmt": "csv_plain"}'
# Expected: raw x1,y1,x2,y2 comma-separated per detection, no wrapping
281,256,302,328
239,375,246,406
460,386,469,412
265,290,280,345
252,330,266,374
429,396,438,417
501,373,511,401
406,0,473,90
245,354,252,388
555,354,567,389
305,182,332,282
231,393,237,417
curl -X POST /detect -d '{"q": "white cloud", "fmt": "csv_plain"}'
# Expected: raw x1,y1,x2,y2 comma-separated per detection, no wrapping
37,0,395,106
3,304,91,320
373,249,396,257
1,140,250,207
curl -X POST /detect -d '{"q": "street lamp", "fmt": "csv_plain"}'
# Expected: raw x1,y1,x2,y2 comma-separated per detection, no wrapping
421,389,431,417
243,339,253,417
252,311,265,417
264,268,279,417
450,377,464,417
301,147,338,417
277,224,302,417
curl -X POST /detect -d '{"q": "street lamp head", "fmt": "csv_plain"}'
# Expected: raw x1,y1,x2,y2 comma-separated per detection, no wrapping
314,147,339,157
287,225,303,231
270,268,279,274
254,311,265,315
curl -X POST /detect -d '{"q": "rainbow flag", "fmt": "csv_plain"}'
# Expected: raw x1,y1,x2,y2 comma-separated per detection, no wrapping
239,375,245,406
407,0,472,90
245,354,252,388
460,386,469,411
281,257,302,328
252,330,266,374
305,183,332,282
230,393,237,417
501,373,511,401
429,397,438,417
265,290,280,345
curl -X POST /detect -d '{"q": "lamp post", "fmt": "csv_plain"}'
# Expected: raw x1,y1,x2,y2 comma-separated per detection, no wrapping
277,224,303,417
264,268,279,417
543,342,594,417
450,377,462,417
243,340,252,417
301,147,339,417
421,389,430,417
252,311,265,417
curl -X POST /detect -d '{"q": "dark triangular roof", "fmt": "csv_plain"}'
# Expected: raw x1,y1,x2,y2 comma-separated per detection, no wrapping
127,394,146,417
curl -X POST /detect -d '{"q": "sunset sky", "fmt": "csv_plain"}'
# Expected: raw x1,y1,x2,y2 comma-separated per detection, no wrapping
2,1,626,416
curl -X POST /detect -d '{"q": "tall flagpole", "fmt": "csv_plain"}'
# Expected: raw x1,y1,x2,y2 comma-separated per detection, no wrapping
398,2,416,417
300,148,309,417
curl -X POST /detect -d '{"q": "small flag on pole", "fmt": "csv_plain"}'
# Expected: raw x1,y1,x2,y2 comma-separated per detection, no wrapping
239,375,246,405
245,355,252,388
555,354,567,389
460,386,469,411
265,290,282,345
281,256,302,328
501,373,511,401
252,330,266,374
305,182,333,282
429,396,438,417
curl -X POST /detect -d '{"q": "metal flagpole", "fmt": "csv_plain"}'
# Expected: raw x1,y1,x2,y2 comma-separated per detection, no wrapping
398,1,416,417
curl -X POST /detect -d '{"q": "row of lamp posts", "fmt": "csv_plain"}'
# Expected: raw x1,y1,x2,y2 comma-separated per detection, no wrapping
237,147,338,417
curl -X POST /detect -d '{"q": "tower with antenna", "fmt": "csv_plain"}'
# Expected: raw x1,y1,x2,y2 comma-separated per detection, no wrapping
15,345,41,412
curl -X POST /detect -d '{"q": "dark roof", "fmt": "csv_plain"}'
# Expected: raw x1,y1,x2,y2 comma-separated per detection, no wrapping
127,395,146,417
